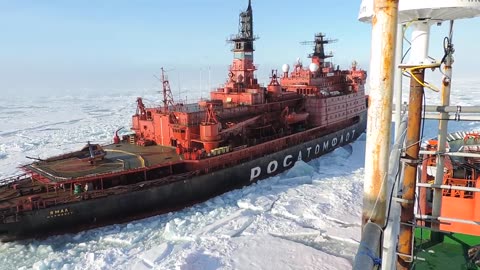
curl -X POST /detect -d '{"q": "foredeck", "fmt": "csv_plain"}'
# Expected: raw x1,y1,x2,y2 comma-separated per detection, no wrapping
24,143,182,182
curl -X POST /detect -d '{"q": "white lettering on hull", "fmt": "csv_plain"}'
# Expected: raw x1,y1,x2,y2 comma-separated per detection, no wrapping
283,155,293,167
297,151,303,161
249,129,357,181
323,141,329,151
250,167,261,181
306,147,312,158
332,138,337,147
267,161,278,174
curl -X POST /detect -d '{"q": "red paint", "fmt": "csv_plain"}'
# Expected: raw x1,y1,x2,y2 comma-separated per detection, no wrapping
421,139,480,236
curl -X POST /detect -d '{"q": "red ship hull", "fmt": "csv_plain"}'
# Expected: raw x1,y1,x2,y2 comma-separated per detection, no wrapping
0,112,365,240
0,1,368,240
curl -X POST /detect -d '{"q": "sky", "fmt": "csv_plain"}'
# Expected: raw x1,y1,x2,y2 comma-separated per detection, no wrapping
1,0,480,97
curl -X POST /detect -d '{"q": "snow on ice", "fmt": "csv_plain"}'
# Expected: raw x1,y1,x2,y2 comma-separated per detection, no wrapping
1,81,480,270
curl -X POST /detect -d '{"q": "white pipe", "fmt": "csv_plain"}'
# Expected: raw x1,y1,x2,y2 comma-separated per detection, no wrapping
432,24,454,231
416,215,480,226
421,114,480,121
382,115,407,270
394,24,404,141
416,183,480,193
394,105,480,113
408,21,432,65
354,222,383,270
419,150,480,158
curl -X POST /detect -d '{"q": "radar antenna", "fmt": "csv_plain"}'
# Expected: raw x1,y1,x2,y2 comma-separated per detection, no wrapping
300,33,337,60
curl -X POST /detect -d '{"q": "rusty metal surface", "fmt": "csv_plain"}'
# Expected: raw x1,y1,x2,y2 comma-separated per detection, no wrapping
397,69,425,269
362,0,399,227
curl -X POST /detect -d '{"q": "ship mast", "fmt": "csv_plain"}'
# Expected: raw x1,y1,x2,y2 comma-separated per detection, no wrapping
300,33,337,67
227,0,258,89
160,67,175,113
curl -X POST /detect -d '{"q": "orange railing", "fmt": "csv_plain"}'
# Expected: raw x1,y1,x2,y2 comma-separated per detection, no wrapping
443,177,477,198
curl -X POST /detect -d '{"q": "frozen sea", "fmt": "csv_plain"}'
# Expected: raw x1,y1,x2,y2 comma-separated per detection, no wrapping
0,77,479,270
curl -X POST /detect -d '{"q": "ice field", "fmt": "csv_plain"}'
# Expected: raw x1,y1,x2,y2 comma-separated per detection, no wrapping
0,77,479,269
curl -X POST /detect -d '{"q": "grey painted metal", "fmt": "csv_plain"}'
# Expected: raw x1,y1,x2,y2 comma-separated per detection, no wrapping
353,222,383,270
416,214,480,226
382,115,407,270
393,105,480,113
394,24,404,141
416,183,480,193
421,114,480,121
424,105,480,113
362,0,399,227
433,25,454,233
419,150,480,158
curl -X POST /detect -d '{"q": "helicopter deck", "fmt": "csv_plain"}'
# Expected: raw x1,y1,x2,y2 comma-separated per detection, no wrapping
24,143,182,182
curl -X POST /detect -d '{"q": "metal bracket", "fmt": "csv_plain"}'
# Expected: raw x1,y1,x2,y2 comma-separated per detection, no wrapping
402,102,408,114
393,197,414,204
455,105,462,121
399,221,415,226
400,157,421,165
396,252,414,263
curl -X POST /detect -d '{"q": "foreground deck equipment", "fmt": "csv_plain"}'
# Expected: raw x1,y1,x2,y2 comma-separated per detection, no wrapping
356,0,480,269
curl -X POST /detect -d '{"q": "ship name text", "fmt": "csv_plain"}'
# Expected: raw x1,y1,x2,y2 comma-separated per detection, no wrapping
250,129,356,181
47,208,73,219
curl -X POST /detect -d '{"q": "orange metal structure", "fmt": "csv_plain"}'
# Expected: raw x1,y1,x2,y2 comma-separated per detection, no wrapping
130,32,366,159
420,134,480,236
128,13,367,162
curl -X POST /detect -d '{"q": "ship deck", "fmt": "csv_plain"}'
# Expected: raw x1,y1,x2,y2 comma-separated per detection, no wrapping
24,143,182,182
413,228,480,269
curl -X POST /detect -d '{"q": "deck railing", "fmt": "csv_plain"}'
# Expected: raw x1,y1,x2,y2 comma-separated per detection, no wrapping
0,173,29,187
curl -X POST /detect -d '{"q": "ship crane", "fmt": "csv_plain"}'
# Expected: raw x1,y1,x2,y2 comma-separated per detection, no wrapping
204,103,219,125
113,127,124,144
135,97,147,120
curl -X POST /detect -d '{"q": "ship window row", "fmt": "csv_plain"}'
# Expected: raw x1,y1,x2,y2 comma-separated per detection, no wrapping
234,52,253,59
297,89,315,95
